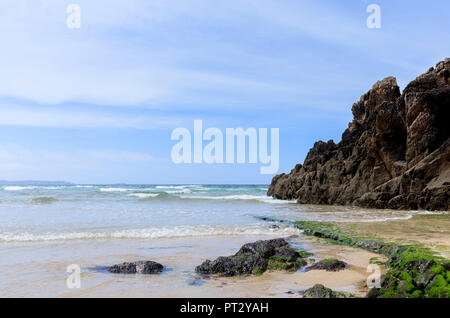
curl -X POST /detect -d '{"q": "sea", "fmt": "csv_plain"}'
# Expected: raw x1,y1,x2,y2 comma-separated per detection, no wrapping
0,184,440,297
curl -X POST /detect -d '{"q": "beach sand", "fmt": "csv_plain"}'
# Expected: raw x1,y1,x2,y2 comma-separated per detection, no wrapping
1,213,448,298
0,235,382,298
337,214,450,258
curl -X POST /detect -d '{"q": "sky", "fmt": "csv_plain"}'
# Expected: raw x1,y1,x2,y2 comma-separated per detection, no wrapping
0,0,449,184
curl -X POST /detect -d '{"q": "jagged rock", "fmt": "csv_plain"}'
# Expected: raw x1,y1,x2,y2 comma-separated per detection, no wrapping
108,261,164,274
302,284,352,298
195,238,307,277
268,59,450,211
307,258,348,272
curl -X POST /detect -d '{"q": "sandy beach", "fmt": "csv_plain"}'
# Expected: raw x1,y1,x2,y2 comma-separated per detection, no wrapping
0,184,447,298
0,233,384,298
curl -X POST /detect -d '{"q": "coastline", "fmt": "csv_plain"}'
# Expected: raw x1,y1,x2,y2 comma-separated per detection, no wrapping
0,184,447,298
290,214,450,297
0,235,380,298
2,212,448,298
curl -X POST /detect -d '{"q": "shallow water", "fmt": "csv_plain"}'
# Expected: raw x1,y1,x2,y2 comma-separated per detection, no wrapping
0,184,443,297
0,235,378,298
0,184,438,242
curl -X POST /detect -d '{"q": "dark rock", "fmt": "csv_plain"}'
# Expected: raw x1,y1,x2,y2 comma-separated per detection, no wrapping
237,238,287,258
268,59,450,211
285,290,294,294
195,238,306,277
274,246,300,262
108,260,164,274
302,284,352,298
307,258,348,272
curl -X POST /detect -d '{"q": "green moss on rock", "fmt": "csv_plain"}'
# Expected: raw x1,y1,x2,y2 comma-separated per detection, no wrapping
302,284,353,298
291,220,450,298
196,238,309,277
307,258,348,272
368,246,449,298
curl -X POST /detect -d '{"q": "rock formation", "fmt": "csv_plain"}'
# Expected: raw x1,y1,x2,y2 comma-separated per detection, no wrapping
268,59,450,211
302,284,353,298
195,238,307,276
306,258,348,272
108,260,164,274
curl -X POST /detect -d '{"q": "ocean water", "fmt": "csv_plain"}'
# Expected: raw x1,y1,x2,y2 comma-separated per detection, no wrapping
0,184,439,243
0,184,445,297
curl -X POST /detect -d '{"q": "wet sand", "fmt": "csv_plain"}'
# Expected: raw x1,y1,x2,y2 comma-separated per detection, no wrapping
0,235,382,298
2,213,448,298
337,214,450,258
199,239,383,298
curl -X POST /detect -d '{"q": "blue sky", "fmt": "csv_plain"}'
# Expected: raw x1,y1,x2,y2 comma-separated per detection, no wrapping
0,0,449,184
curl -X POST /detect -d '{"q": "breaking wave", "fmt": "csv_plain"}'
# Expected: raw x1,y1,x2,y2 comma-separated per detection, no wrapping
0,223,300,242
128,193,160,198
3,186,36,191
178,194,296,204
100,187,136,192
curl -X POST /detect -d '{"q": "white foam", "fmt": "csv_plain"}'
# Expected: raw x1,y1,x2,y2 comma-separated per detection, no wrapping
416,210,449,215
166,189,192,194
156,185,192,189
310,209,449,223
350,215,414,223
128,193,159,198
100,187,133,192
3,186,36,191
353,210,448,223
179,194,296,204
0,223,300,242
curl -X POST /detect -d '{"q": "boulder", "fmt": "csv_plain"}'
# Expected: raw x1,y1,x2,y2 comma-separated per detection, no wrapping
195,238,307,277
108,260,164,274
302,284,352,298
307,258,348,272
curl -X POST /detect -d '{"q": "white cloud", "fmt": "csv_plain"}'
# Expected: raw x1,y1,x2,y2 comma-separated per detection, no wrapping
0,0,302,107
0,0,448,112
0,104,180,129
0,0,419,108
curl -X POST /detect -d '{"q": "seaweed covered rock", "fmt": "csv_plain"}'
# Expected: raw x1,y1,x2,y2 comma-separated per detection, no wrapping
307,258,348,272
302,284,353,298
366,248,450,298
108,260,164,274
195,238,307,276
268,59,450,211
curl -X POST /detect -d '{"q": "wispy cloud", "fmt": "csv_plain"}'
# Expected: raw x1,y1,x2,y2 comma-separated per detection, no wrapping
0,1,449,183
0,104,180,129
3,0,445,110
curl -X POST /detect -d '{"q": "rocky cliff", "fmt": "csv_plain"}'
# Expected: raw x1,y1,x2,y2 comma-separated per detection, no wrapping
268,59,450,211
